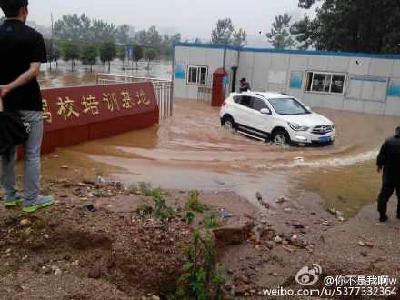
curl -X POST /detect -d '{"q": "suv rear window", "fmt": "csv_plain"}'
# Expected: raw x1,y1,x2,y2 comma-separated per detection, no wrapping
233,95,253,107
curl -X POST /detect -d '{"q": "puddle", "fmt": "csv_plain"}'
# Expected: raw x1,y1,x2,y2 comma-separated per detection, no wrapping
298,161,381,217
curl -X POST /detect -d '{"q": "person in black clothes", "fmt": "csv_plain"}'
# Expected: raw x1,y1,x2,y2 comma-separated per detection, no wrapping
239,78,251,93
376,126,400,222
0,0,54,213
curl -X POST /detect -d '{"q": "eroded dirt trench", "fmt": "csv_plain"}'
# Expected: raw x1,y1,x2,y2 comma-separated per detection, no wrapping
42,99,400,215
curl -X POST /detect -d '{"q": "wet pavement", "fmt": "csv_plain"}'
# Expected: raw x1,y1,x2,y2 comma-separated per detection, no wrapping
42,95,400,214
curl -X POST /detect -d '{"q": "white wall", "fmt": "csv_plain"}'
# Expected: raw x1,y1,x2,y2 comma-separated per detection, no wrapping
174,45,400,116
174,46,240,101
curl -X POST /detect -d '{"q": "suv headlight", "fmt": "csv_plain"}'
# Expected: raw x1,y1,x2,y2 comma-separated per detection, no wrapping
288,122,309,131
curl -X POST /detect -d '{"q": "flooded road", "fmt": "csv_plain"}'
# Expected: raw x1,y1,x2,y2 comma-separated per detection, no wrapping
44,98,400,214
39,60,172,88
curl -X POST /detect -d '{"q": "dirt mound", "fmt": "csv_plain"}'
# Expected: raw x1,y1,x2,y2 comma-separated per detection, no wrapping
0,199,192,299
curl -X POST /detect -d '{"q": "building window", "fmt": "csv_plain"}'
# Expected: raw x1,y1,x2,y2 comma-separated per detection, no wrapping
305,72,346,94
187,65,208,85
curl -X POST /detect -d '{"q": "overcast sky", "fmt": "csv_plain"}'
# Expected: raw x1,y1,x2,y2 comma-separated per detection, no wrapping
20,0,306,40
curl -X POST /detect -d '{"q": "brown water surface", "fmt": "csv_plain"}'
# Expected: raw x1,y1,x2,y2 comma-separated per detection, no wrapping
43,97,400,213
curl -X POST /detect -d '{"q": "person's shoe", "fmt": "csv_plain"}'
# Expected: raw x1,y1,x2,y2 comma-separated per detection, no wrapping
4,194,23,208
379,214,388,223
23,195,55,214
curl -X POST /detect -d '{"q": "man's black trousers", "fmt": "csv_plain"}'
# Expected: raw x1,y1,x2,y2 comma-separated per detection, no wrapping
377,174,400,216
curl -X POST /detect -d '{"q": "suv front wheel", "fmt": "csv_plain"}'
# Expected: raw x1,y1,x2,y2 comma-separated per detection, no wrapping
271,129,291,146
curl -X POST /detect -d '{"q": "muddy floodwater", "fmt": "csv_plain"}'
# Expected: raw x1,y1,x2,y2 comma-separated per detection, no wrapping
41,88,400,216
39,60,172,88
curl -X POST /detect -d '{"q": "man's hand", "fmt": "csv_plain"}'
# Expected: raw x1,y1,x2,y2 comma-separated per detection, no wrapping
0,85,12,98
377,166,383,173
0,63,41,98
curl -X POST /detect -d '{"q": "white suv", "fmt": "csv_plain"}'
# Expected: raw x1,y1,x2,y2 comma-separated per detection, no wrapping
220,91,336,145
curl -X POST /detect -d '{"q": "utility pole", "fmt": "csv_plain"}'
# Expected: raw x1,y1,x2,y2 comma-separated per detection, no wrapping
50,13,55,71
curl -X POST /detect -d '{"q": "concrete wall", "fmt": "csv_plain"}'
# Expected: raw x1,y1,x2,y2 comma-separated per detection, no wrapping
174,45,239,101
174,44,400,116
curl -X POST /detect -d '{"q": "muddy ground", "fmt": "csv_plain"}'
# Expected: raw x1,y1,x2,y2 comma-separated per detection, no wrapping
1,172,400,299
0,176,257,299
2,100,400,299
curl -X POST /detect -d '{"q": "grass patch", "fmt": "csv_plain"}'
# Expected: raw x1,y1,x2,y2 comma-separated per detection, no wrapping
185,191,205,213
204,214,220,229
152,188,175,220
171,230,225,300
138,182,154,196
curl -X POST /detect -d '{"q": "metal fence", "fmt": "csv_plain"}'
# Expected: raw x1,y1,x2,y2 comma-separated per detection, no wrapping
197,77,213,103
96,73,174,120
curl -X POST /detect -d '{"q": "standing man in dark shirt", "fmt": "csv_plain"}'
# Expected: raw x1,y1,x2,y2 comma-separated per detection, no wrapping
239,77,251,93
376,126,400,222
0,0,54,213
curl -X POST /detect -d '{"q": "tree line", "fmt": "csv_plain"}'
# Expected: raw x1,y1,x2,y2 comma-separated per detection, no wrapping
267,0,400,54
44,14,183,72
3,0,399,61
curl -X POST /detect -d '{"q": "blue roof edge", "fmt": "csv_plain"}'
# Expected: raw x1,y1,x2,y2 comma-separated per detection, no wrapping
174,42,400,60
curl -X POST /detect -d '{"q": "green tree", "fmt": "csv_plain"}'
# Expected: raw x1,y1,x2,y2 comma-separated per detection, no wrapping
81,44,98,72
134,29,148,46
290,15,318,50
54,14,92,42
161,33,181,57
91,19,116,44
44,38,61,70
144,48,159,70
54,14,117,45
134,26,162,49
211,18,247,46
130,26,182,59
233,28,247,47
294,0,400,53
146,26,162,49
266,14,295,49
116,25,130,45
211,18,235,45
116,46,127,69
298,0,320,8
61,41,80,71
133,45,144,69
99,41,116,73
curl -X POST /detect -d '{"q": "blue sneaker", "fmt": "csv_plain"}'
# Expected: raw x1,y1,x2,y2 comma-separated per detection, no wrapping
23,195,55,213
4,193,23,208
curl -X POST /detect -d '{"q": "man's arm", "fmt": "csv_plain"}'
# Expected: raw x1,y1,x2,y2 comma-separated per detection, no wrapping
376,142,387,173
0,62,41,98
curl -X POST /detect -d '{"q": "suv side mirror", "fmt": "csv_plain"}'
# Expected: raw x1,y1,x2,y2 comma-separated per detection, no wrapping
260,108,271,115
305,106,312,112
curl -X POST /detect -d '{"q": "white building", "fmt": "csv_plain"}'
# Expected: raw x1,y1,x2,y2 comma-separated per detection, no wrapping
173,43,400,116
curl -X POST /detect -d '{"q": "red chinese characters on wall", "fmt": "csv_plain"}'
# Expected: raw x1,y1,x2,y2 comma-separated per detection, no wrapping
41,82,157,132
39,82,159,154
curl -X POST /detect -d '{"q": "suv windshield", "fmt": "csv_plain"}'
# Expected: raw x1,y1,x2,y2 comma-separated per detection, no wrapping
268,98,311,115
